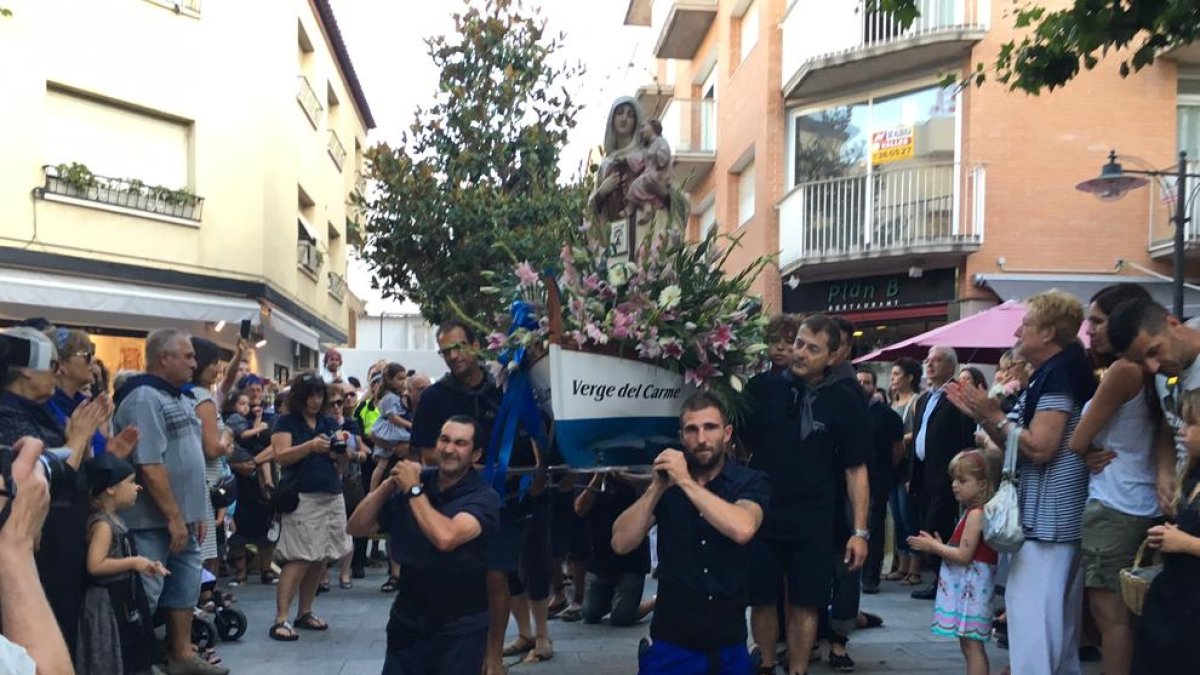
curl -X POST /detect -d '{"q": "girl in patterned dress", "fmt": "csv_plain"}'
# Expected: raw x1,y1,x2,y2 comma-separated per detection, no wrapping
908,449,997,675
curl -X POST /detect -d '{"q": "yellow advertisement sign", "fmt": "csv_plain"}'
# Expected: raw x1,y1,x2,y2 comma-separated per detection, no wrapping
871,125,914,165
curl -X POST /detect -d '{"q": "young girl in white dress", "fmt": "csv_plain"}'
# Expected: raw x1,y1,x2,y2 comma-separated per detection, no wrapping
908,449,998,675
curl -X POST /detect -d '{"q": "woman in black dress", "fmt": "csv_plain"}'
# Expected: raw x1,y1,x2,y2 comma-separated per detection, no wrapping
1131,391,1200,674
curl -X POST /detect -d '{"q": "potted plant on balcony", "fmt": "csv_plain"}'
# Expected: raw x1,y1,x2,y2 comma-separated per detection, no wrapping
50,162,97,200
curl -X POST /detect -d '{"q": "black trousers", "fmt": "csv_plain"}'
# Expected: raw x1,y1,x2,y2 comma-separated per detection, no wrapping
862,486,891,585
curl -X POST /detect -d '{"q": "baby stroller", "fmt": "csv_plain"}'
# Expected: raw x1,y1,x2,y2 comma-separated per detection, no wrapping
197,568,247,645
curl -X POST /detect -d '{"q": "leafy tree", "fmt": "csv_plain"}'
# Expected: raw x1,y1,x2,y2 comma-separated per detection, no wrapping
875,0,1200,93
355,0,588,326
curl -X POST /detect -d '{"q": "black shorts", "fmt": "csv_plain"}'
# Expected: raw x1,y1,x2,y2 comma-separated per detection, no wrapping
748,535,834,610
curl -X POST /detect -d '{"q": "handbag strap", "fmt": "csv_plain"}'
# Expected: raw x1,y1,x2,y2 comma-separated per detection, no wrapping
1002,422,1020,480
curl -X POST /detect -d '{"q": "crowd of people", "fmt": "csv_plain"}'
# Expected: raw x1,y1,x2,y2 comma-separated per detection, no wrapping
0,282,1199,674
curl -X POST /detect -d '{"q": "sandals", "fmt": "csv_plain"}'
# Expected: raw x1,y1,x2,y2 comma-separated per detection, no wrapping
900,573,922,585
883,570,906,581
269,621,298,642
295,612,328,631
521,637,553,663
502,635,535,657
339,579,354,590
829,651,855,672
380,576,399,593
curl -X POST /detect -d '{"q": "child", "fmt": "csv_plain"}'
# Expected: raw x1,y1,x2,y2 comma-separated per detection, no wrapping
1131,390,1200,674
908,449,997,675
369,362,412,455
76,455,167,675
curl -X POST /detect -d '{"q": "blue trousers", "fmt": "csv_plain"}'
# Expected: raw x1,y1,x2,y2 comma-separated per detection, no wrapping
638,639,751,675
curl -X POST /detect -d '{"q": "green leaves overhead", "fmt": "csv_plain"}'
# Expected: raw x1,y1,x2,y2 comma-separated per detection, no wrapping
353,0,589,325
875,0,1200,93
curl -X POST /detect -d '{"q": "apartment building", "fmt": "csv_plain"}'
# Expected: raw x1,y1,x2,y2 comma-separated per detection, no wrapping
0,0,373,377
625,0,1200,354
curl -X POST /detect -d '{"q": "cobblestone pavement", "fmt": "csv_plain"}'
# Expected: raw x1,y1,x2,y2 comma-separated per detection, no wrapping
214,562,1102,674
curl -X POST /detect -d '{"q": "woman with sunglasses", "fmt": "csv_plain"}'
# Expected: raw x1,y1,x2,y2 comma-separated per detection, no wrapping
48,328,108,457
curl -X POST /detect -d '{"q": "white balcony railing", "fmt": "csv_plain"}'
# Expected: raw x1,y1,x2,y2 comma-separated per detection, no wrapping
327,129,346,171
782,0,987,88
297,76,323,129
1148,159,1200,254
659,98,716,154
779,161,984,268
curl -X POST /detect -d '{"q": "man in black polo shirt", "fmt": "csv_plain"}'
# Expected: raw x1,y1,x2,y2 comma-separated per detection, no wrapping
744,314,871,675
612,392,770,674
347,415,501,674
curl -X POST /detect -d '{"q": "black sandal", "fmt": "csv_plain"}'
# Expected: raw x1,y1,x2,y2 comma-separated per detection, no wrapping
857,611,884,629
269,621,298,641
829,651,855,672
381,576,398,592
295,612,328,631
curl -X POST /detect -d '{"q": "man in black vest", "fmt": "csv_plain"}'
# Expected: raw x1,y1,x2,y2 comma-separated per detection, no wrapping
908,345,977,599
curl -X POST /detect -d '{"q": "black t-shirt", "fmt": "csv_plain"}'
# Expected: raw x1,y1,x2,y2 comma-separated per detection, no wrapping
586,480,650,577
742,371,870,540
272,413,342,494
867,399,904,490
410,372,538,503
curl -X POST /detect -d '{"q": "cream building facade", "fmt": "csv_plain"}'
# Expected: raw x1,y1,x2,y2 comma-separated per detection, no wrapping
0,0,373,377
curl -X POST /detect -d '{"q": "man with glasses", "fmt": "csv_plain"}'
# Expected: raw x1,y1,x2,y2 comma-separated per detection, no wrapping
612,392,769,674
410,320,541,675
907,345,977,600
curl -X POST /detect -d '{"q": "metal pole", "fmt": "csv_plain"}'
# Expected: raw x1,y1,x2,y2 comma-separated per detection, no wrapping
1175,151,1188,318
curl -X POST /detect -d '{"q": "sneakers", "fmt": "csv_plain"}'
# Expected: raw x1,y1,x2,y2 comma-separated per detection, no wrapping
165,655,229,675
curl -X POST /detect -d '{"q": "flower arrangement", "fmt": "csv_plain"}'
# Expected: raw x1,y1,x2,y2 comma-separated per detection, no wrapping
480,222,774,406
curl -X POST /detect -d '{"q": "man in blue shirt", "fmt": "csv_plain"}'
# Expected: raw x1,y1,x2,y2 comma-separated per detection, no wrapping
347,415,501,675
612,392,770,674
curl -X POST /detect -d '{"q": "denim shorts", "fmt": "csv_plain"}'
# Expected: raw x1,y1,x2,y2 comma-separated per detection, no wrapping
130,527,203,611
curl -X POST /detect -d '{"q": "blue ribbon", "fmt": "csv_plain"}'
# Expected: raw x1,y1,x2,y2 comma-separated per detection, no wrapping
484,298,550,500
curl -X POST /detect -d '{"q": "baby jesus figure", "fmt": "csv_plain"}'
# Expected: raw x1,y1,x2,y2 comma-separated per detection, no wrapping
626,119,672,217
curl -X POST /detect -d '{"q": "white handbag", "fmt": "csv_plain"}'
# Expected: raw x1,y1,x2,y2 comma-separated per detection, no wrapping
983,424,1025,553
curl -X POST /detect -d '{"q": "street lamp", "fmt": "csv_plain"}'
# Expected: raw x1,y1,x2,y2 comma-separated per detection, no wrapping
1076,150,1200,318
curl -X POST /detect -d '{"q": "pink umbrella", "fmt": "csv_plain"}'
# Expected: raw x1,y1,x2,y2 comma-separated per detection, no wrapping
853,300,1091,364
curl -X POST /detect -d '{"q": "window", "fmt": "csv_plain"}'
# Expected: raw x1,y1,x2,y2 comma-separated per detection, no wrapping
700,199,717,238
298,187,320,276
738,1,759,63
737,161,756,226
44,88,190,189
1178,77,1200,158
791,83,956,187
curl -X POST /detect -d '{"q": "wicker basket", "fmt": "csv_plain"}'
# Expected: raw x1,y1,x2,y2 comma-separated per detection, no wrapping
1119,539,1162,616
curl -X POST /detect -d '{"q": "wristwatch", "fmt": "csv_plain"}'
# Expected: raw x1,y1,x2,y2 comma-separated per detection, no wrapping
406,484,423,499
853,528,870,541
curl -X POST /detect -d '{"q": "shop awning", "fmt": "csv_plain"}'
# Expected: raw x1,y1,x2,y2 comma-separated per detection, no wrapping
267,307,320,351
975,273,1200,312
853,300,1090,364
0,268,260,326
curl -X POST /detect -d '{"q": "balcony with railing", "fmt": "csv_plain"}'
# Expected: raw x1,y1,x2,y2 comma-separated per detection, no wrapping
648,0,717,59
778,161,984,275
327,129,346,171
1147,160,1200,259
327,271,347,302
659,98,717,189
41,164,204,222
782,0,987,100
297,76,323,129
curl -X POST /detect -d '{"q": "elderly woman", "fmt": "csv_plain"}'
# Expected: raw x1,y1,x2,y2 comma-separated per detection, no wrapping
947,289,1097,674
269,373,352,642
47,328,107,456
0,327,128,655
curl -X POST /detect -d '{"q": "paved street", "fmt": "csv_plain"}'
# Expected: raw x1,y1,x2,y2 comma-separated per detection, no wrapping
214,562,1104,674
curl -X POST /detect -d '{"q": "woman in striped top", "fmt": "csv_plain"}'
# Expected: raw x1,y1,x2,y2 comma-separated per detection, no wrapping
947,289,1097,675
